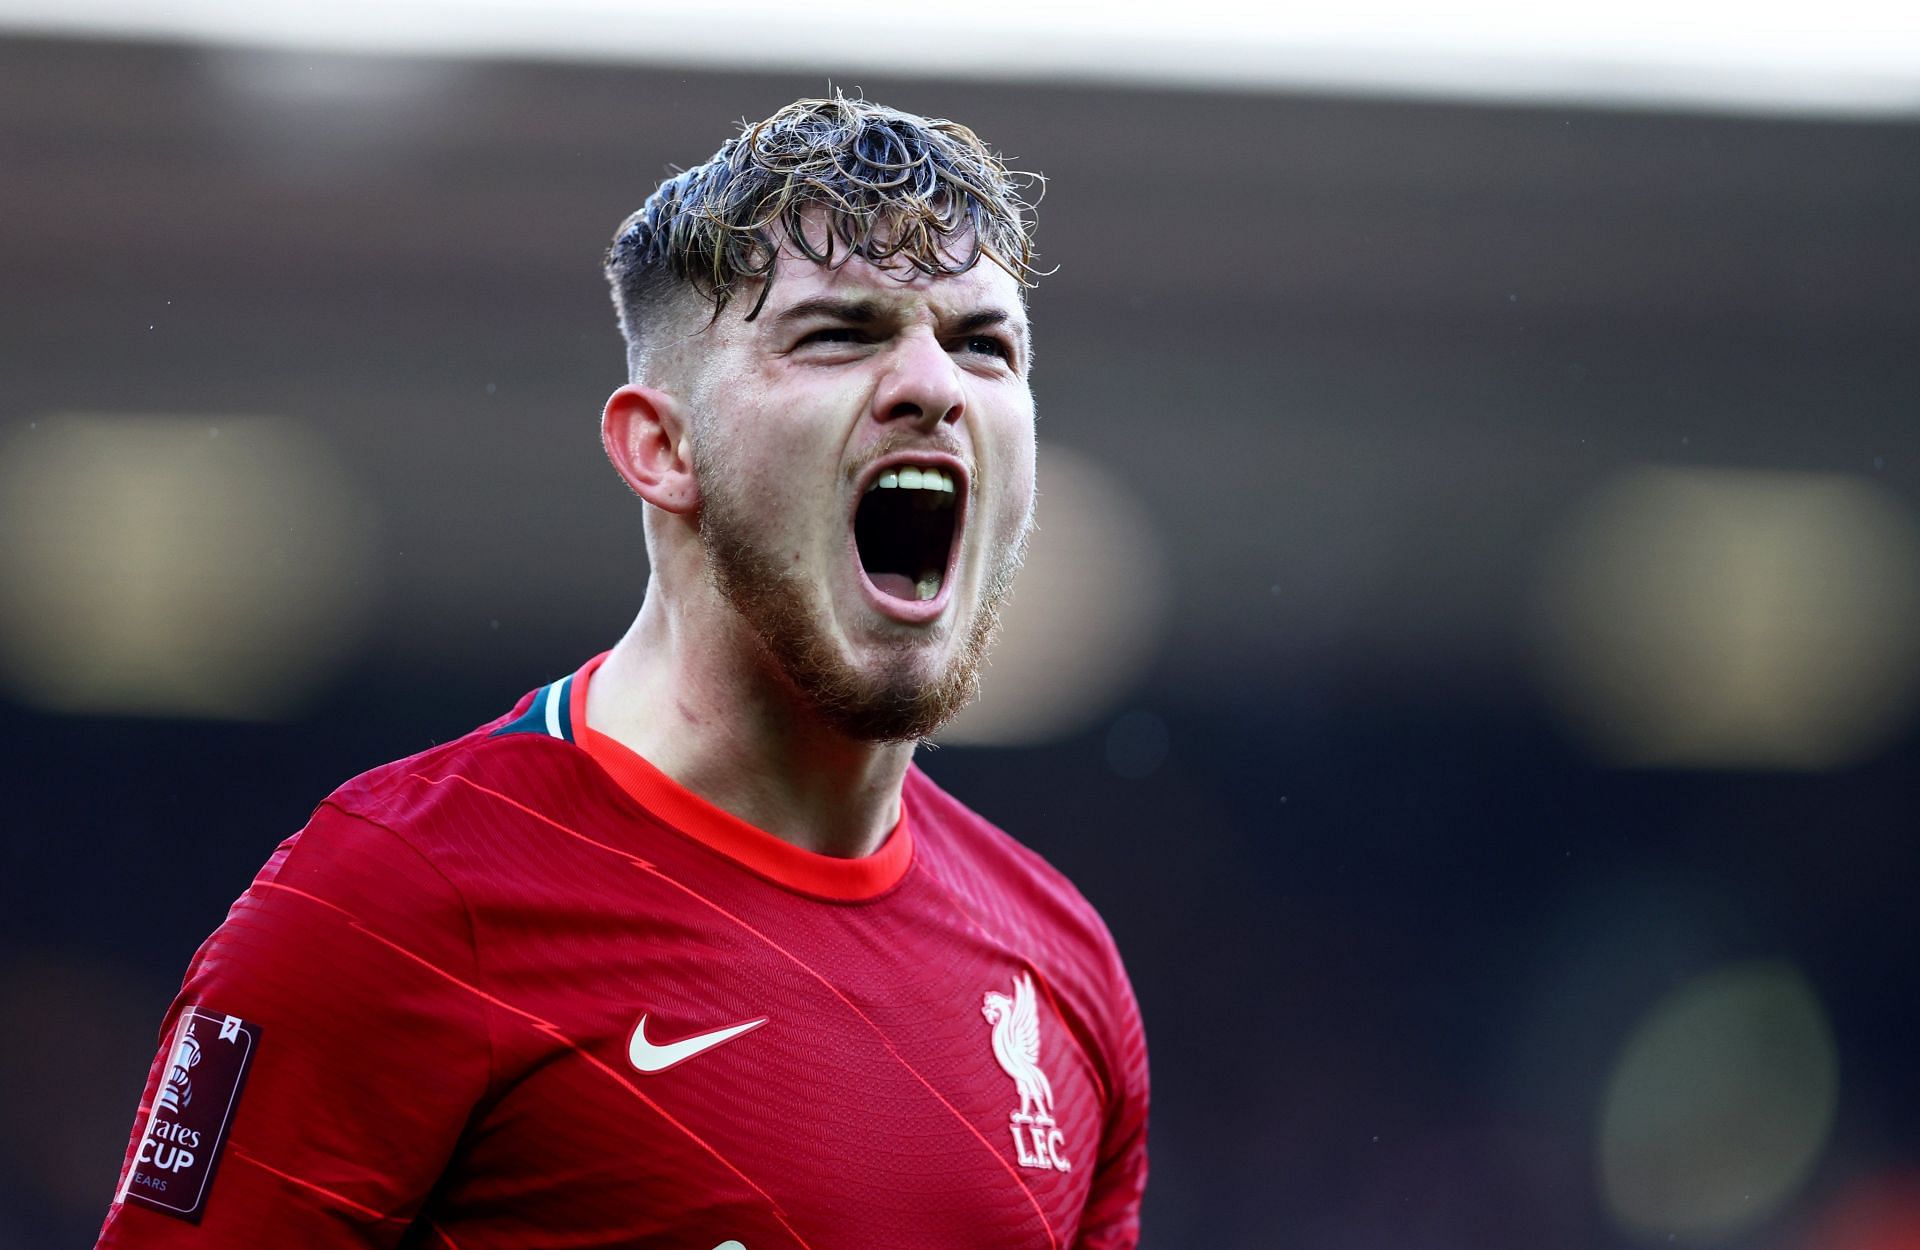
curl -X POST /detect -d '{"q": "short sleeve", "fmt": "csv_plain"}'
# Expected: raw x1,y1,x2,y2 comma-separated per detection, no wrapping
96,802,492,1248
1072,939,1150,1249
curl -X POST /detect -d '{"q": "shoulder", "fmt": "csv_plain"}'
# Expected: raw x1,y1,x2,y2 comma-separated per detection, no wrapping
905,763,1149,1152
904,764,1128,983
311,674,600,866
186,677,600,1013
232,679,592,967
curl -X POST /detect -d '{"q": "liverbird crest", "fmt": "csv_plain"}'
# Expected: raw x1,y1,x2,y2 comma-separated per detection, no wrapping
982,971,1070,1171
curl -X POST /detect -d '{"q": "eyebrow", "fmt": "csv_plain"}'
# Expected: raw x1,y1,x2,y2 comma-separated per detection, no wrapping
953,309,1022,340
772,297,1030,349
771,297,883,326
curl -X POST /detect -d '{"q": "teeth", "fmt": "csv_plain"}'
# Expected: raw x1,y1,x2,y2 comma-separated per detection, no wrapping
868,466,957,495
915,572,942,601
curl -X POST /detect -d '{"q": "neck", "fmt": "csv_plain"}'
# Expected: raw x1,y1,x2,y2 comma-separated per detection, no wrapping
585,587,914,859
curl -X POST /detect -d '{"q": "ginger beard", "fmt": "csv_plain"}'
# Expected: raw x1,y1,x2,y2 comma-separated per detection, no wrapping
694,432,1030,744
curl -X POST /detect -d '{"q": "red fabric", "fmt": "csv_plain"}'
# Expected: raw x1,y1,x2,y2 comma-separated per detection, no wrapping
97,666,1149,1249
573,654,915,901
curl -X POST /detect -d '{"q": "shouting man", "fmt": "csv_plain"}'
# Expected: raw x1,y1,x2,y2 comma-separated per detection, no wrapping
99,95,1149,1249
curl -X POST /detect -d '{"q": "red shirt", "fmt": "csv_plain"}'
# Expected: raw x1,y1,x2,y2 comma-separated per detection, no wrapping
98,655,1149,1248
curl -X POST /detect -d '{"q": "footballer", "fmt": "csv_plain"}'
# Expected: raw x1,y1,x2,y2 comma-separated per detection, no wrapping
97,95,1149,1249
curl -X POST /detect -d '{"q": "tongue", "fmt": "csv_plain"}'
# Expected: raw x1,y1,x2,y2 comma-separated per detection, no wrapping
869,571,917,601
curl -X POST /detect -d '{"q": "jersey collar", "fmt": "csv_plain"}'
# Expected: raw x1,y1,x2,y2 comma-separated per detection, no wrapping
530,652,914,901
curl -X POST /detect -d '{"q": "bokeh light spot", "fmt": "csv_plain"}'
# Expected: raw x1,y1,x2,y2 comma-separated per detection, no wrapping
939,441,1168,745
1598,961,1838,1242
0,414,379,719
1531,466,1920,769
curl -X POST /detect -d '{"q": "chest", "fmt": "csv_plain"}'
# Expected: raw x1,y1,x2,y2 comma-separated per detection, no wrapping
435,861,1101,1249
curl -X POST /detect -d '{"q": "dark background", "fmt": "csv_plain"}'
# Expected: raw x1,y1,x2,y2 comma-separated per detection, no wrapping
3,34,1917,1248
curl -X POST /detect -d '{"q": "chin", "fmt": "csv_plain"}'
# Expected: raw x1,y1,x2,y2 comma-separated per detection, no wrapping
700,467,1016,743
705,548,985,744
795,636,984,744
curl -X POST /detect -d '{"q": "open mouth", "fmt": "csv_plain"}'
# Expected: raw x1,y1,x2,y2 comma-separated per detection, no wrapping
854,463,961,607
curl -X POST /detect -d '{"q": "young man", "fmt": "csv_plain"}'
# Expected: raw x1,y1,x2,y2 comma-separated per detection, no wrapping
98,95,1148,1249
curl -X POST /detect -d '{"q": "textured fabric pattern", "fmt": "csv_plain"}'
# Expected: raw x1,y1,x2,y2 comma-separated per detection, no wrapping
97,664,1148,1249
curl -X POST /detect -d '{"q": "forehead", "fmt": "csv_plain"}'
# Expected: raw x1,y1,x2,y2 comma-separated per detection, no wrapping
745,226,1029,331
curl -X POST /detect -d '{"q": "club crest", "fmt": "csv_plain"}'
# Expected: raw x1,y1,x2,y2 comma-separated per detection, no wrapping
982,971,1070,1172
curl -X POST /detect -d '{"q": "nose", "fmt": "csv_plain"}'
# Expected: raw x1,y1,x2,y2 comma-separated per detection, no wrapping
871,330,964,428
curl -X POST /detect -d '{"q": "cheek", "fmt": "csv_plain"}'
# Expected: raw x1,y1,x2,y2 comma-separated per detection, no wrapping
1001,429,1038,526
700,407,829,503
732,373,863,480
977,456,1037,555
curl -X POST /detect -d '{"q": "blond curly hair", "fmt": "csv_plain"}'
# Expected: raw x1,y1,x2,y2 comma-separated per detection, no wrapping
605,93,1043,372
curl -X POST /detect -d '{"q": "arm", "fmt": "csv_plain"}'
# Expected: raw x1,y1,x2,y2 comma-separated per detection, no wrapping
96,803,492,1248
1072,944,1150,1250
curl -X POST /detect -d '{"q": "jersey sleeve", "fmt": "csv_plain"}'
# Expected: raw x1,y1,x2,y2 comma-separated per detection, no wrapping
96,802,493,1248
1072,938,1150,1250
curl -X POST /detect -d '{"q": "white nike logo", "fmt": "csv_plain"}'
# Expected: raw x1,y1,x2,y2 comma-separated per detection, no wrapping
627,1013,767,1074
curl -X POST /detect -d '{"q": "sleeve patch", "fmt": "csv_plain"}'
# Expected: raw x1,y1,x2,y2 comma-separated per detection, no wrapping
117,1008,261,1223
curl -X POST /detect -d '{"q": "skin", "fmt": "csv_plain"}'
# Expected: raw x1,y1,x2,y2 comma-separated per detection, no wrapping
587,229,1037,860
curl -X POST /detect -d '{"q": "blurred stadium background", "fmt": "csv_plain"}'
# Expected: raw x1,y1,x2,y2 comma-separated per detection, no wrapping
3,4,1918,1246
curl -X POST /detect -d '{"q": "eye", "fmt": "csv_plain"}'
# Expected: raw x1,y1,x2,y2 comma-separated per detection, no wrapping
797,327,866,348
959,335,1013,362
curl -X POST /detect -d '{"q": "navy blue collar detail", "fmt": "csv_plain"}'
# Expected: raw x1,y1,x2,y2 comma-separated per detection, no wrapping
490,673,576,743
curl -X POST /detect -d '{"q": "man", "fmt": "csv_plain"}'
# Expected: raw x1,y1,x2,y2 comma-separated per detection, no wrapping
97,95,1148,1249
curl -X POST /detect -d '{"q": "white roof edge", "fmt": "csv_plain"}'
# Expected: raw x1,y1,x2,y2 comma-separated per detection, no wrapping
4,0,1918,119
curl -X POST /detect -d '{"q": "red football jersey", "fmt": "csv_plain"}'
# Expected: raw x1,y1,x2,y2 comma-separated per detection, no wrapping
97,654,1149,1249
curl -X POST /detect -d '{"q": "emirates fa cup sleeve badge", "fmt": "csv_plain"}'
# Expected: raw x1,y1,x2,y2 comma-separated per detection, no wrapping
117,1008,260,1223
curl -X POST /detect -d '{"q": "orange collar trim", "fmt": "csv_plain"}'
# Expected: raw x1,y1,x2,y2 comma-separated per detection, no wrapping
572,652,914,901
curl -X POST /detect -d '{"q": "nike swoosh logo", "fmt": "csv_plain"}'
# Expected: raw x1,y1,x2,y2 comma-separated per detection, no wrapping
628,1013,767,1073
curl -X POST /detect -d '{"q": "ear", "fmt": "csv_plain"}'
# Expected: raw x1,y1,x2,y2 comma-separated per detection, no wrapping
601,384,699,514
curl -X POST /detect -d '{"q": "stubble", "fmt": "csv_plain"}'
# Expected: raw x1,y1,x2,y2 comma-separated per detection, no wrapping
696,446,1026,743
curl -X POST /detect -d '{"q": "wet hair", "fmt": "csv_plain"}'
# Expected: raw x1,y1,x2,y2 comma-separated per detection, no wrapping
604,93,1044,377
